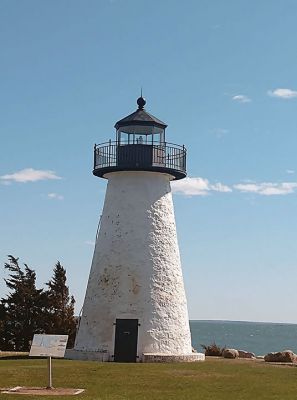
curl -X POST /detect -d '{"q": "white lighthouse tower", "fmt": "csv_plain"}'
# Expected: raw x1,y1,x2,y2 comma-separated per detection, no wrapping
68,97,204,362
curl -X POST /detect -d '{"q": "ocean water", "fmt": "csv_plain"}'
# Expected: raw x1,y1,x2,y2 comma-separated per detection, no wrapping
190,320,297,356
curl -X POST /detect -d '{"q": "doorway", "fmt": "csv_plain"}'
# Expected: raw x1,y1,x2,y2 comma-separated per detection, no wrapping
114,319,139,362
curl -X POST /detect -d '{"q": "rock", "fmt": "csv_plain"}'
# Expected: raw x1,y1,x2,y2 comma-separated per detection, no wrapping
222,348,239,359
238,350,256,359
264,350,297,363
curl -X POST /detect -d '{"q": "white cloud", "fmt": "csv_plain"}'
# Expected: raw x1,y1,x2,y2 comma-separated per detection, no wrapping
48,193,64,200
232,94,251,103
172,178,297,197
212,182,232,193
234,182,297,196
268,88,297,99
286,169,295,174
171,177,232,196
211,128,229,139
211,24,221,30
0,168,61,183
85,240,95,246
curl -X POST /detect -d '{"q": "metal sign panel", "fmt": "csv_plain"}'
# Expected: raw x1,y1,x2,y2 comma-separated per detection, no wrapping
29,334,68,358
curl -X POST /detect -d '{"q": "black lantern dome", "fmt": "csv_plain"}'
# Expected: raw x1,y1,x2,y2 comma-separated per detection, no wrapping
93,98,186,180
115,96,167,130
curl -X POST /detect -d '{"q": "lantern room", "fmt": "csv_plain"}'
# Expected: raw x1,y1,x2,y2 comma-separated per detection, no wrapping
115,96,166,146
93,97,187,180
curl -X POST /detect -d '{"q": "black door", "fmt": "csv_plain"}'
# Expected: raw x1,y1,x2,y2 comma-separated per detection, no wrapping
114,319,139,362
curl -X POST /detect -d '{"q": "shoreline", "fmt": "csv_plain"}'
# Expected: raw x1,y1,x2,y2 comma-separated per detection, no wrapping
190,319,297,325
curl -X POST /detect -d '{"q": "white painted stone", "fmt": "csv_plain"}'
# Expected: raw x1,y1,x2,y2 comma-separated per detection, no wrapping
72,171,194,361
142,353,205,363
65,349,109,362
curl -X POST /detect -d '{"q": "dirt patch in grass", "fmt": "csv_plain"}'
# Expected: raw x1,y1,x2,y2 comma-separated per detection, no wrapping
0,387,84,396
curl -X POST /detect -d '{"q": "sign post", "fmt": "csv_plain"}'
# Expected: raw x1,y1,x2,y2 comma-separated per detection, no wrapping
29,335,68,389
47,356,52,389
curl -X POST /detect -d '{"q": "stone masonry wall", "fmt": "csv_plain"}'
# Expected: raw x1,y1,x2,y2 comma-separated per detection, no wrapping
74,171,193,359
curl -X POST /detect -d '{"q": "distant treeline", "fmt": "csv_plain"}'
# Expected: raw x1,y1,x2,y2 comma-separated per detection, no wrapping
0,255,76,351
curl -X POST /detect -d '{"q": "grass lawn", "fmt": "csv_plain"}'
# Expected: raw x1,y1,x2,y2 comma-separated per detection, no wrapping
1,356,297,399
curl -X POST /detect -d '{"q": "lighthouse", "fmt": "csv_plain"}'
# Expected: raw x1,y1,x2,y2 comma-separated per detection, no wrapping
68,97,204,362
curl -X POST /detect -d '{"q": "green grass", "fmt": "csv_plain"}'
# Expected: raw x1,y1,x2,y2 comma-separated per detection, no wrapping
1,357,297,399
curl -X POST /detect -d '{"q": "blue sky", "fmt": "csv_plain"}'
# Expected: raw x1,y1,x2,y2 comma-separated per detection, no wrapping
1,0,297,323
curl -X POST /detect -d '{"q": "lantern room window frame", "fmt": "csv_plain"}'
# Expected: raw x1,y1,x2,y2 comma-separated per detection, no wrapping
116,126,165,147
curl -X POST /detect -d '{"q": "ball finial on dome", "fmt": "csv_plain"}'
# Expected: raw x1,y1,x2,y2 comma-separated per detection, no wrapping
137,96,146,110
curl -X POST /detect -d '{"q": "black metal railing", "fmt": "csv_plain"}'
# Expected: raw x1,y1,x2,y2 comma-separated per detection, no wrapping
93,140,186,175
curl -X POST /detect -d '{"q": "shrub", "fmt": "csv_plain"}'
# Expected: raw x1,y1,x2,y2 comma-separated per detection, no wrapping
201,342,225,356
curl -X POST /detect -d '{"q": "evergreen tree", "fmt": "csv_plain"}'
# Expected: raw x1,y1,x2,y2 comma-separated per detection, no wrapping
1,255,46,351
0,302,7,349
45,261,76,347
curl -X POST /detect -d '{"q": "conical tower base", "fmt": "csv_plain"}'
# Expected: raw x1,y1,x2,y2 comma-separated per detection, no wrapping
67,171,204,362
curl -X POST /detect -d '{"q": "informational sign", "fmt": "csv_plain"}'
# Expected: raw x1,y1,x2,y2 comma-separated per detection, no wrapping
29,334,68,358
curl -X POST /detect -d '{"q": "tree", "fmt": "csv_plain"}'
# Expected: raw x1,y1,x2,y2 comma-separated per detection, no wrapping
0,302,7,349
1,255,46,351
45,261,76,347
1,256,77,351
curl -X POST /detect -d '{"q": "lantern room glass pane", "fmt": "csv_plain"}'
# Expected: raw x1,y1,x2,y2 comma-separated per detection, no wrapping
117,127,165,145
117,125,164,135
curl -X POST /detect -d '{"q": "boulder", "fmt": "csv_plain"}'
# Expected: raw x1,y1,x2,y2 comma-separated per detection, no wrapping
264,350,297,363
222,348,239,359
238,350,256,359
